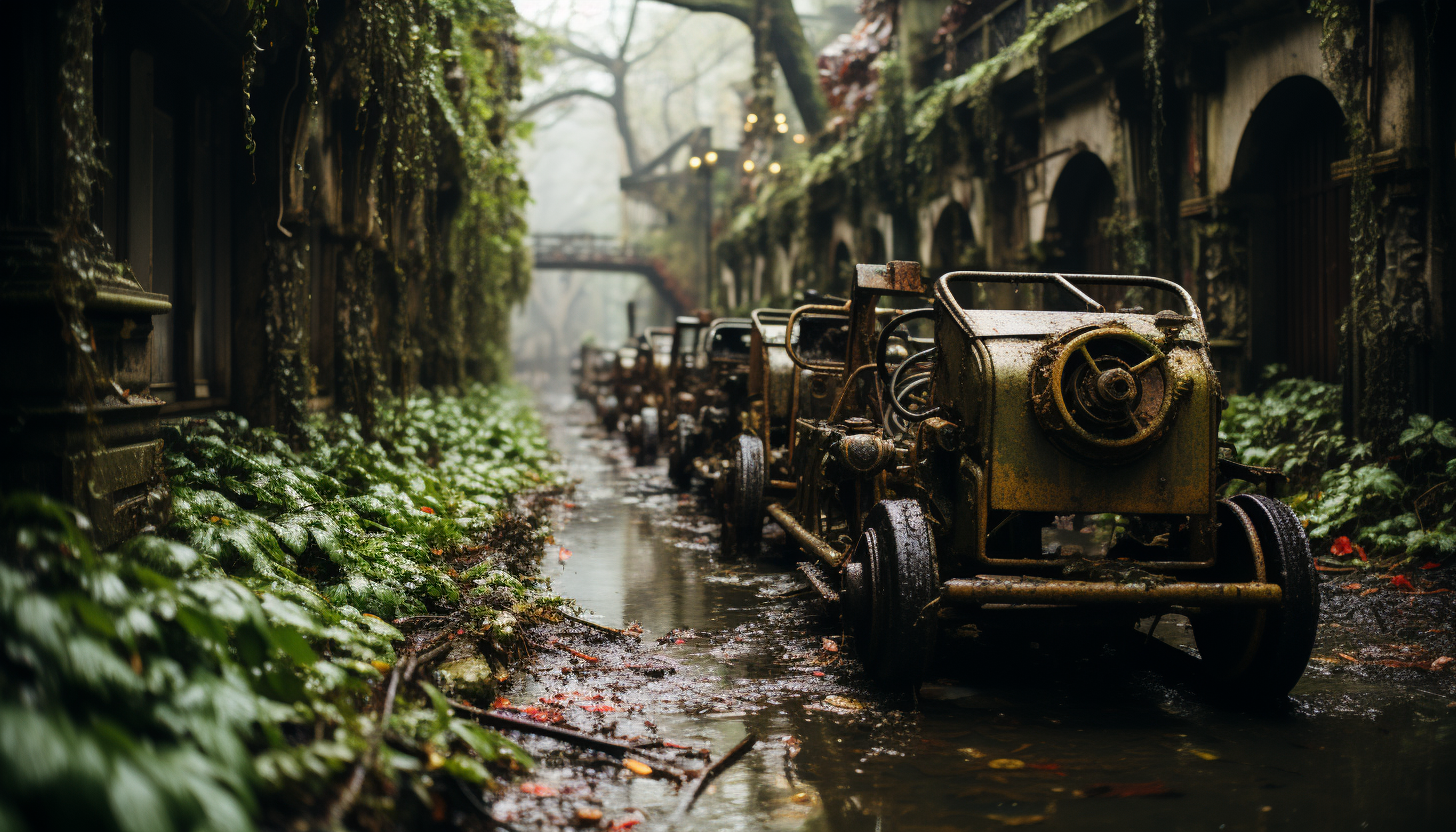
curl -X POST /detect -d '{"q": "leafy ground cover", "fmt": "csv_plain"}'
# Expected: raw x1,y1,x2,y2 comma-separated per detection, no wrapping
1,384,565,832
1220,371,1456,575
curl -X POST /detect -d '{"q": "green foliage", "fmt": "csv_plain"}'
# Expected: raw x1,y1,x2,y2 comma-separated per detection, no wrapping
168,384,556,620
1220,373,1456,566
1,384,558,831
719,1,1090,294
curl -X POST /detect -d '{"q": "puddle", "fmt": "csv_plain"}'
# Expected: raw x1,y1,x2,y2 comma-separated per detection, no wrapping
501,396,1456,831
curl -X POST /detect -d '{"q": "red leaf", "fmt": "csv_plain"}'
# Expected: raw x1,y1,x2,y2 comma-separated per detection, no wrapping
419,506,435,515
579,703,616,713
1355,545,1367,562
674,639,685,645
811,670,825,677
1391,574,1416,591
558,547,573,562
609,820,642,831
1084,781,1179,798
1421,562,1443,570
491,696,510,709
519,782,559,797
1330,536,1353,556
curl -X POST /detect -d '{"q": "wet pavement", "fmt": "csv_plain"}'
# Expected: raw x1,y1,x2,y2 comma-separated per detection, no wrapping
493,398,1456,831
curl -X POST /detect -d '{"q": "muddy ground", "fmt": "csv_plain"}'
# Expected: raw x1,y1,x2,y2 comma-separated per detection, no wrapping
483,399,1456,832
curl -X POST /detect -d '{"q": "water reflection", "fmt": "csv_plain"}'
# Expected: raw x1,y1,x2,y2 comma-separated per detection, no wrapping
532,400,1456,831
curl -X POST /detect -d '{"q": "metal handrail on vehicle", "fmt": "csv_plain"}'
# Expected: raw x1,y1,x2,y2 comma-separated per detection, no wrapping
933,271,1207,342
783,304,851,373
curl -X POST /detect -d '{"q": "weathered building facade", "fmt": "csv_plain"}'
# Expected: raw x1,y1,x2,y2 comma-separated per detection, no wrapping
1,0,531,544
718,0,1454,433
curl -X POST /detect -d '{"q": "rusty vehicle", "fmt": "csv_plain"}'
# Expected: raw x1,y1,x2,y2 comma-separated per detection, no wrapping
722,261,1318,698
618,327,674,465
575,343,614,403
592,343,636,432
669,317,754,490
662,315,707,484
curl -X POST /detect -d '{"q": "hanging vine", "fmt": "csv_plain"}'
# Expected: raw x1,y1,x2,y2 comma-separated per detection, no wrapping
1310,0,1403,440
1136,0,1167,272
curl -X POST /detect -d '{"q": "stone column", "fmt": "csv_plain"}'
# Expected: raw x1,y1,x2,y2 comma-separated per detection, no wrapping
0,0,172,546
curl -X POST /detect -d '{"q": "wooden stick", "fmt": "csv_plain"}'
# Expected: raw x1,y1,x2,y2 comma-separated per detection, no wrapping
561,611,642,640
327,653,413,826
449,699,639,757
669,733,758,823
530,638,600,663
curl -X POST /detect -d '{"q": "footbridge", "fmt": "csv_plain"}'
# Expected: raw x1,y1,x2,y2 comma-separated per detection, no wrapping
530,234,695,315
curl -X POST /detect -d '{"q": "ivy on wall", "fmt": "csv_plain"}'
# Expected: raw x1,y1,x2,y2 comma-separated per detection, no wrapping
240,0,532,437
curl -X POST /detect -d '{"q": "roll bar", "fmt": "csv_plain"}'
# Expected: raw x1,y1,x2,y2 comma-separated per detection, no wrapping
933,271,1206,340
784,304,850,372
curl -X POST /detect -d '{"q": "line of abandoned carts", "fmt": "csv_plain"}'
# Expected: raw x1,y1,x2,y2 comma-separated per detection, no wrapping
573,264,1319,698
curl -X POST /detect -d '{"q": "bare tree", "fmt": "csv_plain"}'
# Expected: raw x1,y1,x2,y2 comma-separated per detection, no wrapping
521,0,828,152
520,0,687,174
656,0,828,134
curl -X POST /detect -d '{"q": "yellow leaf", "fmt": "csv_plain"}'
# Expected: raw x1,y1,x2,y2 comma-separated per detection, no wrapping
622,758,653,776
824,695,865,710
370,660,391,672
987,758,1025,770
426,749,446,770
1185,748,1219,761
986,813,1045,826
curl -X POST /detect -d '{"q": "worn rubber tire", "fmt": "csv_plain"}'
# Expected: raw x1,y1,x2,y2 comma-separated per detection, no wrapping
1193,493,1319,699
857,499,940,690
668,415,696,487
637,407,660,466
719,434,765,559
599,396,619,432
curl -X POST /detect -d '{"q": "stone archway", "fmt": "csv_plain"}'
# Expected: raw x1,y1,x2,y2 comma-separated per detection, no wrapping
1045,151,1119,309
862,227,886,264
1231,75,1350,382
928,201,974,279
1046,151,1116,275
831,239,854,292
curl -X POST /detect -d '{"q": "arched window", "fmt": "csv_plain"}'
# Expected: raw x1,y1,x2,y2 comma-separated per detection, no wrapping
1231,76,1350,382
862,227,887,265
929,201,975,279
1046,151,1116,275
832,240,854,291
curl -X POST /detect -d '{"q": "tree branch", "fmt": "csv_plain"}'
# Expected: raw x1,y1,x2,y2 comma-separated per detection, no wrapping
649,0,754,25
552,37,618,69
518,87,614,117
626,9,689,65
618,0,642,60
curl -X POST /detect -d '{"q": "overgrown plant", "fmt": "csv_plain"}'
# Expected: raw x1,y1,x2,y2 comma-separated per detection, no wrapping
1,385,560,831
1221,372,1456,568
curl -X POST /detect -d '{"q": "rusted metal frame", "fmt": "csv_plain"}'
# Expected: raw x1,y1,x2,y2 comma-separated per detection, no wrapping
941,579,1282,607
934,271,1208,343
827,363,880,423
960,455,1217,571
796,561,840,604
784,304,850,372
768,502,845,568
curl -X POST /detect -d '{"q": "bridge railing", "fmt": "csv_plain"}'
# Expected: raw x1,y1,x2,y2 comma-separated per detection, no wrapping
530,233,653,263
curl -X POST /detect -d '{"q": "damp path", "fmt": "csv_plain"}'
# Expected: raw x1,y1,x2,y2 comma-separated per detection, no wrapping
494,397,1456,832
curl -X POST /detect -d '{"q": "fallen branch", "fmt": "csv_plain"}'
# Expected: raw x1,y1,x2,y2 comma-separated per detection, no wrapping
449,699,641,757
669,733,758,822
327,652,415,827
561,611,642,640
530,638,600,663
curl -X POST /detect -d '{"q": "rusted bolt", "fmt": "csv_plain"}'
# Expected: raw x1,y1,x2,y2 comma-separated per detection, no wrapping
1095,367,1137,405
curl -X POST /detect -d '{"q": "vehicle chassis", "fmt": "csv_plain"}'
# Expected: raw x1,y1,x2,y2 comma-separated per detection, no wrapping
731,262,1318,696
